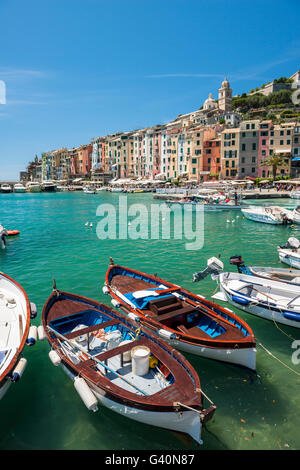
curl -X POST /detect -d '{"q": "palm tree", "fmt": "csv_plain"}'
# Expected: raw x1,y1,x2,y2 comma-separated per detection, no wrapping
260,153,288,179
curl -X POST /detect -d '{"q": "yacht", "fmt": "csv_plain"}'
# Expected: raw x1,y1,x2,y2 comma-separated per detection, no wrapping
41,181,57,192
241,205,293,224
13,183,26,193
1,184,12,193
26,182,42,193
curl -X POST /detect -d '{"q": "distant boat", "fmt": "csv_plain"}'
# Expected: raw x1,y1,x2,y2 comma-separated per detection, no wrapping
290,190,300,199
104,263,256,370
216,271,300,329
241,205,293,224
0,272,38,400
41,288,215,445
42,181,57,192
1,184,12,194
83,187,96,194
13,183,26,193
26,182,42,193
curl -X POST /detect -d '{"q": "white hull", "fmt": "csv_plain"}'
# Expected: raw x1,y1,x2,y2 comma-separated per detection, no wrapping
242,209,281,224
14,188,26,193
278,248,300,269
219,273,300,329
61,364,203,444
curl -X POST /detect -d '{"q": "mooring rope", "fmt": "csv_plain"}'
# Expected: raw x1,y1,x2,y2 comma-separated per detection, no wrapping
258,342,300,377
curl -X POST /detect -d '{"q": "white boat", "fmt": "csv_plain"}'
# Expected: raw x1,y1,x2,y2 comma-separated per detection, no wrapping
26,182,41,193
241,205,293,224
83,186,96,194
42,181,57,192
278,237,300,269
292,206,300,224
13,183,26,193
1,184,12,194
229,255,300,286
0,272,38,400
96,186,107,193
290,190,300,199
216,271,300,328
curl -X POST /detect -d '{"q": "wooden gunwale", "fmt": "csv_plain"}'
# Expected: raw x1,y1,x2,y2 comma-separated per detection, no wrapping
105,265,256,350
42,291,203,413
0,272,31,383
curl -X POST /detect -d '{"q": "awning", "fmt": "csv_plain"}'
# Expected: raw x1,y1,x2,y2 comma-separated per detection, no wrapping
292,157,300,162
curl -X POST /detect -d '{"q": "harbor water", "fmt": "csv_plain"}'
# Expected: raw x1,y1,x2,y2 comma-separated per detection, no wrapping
0,192,299,450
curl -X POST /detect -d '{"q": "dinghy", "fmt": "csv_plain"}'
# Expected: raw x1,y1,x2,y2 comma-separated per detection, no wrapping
278,237,300,269
41,287,215,445
216,271,300,328
104,262,256,371
0,272,37,400
241,205,293,224
229,255,300,286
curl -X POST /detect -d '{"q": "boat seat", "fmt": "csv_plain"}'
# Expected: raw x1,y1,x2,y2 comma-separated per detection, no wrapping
156,306,195,322
65,319,119,340
148,296,180,315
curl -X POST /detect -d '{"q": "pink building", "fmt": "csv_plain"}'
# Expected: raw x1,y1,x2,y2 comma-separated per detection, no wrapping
258,121,273,178
81,144,93,174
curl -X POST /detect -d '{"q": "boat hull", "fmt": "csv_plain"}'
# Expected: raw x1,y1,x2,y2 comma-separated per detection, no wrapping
242,210,282,224
278,249,300,269
61,363,203,444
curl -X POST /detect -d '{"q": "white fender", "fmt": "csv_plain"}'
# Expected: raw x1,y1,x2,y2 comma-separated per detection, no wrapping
127,312,140,322
30,302,38,319
11,357,27,382
158,329,176,340
49,349,61,366
38,325,47,341
74,376,98,412
102,286,109,295
111,299,120,308
26,325,38,346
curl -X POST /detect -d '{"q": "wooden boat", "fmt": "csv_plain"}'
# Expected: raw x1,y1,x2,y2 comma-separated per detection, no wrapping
241,205,293,224
41,287,215,444
216,271,300,328
229,255,300,285
0,272,37,400
104,263,256,370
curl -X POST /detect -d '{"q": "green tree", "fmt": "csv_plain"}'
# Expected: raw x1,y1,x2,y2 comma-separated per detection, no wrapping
260,153,288,179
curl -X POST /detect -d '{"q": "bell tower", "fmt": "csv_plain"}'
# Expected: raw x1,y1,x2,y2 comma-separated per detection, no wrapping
218,77,232,112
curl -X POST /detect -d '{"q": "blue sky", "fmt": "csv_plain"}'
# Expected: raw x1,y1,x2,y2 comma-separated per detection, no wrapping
0,0,299,180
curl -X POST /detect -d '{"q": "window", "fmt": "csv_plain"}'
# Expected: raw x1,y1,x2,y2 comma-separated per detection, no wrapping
242,132,246,138
192,168,196,174
246,124,250,130
287,140,291,145
192,158,197,164
251,124,255,129
262,139,266,146
226,169,229,176
252,143,256,150
287,130,291,135
253,131,256,136
231,160,235,168
241,168,245,173
242,144,246,151
280,140,284,145
252,168,255,173
280,130,284,136
270,139,274,145
252,157,256,163
208,158,211,163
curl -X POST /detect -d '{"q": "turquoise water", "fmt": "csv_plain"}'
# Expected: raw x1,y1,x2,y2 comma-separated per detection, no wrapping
0,192,299,450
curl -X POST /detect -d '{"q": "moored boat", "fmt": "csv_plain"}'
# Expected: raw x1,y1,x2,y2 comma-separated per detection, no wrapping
41,287,215,444
26,182,42,193
1,184,12,194
42,181,57,192
241,205,293,224
215,271,300,328
104,262,256,370
292,206,300,224
0,272,38,400
229,255,300,285
290,190,300,199
13,183,26,193
278,237,300,269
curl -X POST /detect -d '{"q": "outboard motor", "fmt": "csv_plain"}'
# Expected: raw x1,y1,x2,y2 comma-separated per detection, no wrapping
229,255,251,275
280,237,300,251
193,257,224,282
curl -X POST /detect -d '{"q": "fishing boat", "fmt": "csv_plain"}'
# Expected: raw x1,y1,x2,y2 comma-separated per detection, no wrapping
229,255,300,285
26,182,42,193
241,205,293,224
13,183,26,193
215,271,300,328
41,287,215,445
1,184,12,194
0,272,38,400
104,262,256,370
277,237,300,269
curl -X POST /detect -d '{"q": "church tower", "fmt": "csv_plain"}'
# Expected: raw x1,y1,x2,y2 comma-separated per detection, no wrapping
218,77,232,112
